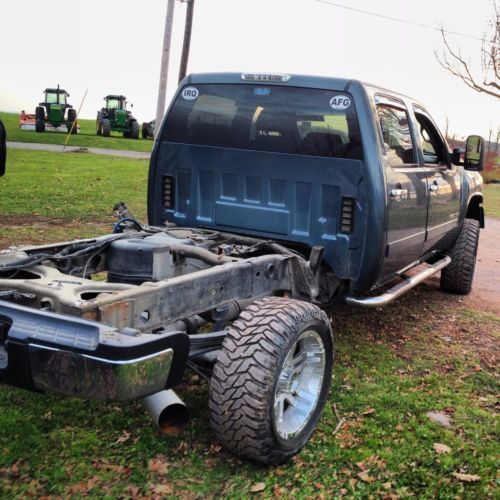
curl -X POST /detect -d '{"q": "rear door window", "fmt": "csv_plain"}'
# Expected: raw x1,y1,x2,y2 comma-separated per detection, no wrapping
163,84,363,159
376,104,415,166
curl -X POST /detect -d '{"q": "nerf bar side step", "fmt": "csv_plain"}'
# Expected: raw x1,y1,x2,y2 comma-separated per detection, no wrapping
343,256,451,308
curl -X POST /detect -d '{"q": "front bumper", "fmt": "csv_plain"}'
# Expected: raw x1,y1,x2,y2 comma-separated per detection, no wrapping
0,301,189,401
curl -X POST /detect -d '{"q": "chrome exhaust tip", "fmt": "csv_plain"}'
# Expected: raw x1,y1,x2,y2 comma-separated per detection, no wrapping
141,389,190,435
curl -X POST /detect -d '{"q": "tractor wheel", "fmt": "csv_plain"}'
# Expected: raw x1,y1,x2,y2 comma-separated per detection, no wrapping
35,119,45,133
35,107,45,132
209,297,333,465
440,218,480,295
66,109,77,134
102,119,111,137
35,106,45,121
130,120,140,140
142,124,149,139
96,112,102,135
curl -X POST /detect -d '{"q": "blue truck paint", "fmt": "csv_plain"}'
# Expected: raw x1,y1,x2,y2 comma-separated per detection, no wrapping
150,142,366,281
149,73,482,292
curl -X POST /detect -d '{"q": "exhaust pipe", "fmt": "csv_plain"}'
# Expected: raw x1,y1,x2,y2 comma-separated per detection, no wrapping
141,390,190,435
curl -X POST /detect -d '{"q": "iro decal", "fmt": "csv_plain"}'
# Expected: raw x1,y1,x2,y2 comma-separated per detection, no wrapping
329,95,351,111
181,87,199,100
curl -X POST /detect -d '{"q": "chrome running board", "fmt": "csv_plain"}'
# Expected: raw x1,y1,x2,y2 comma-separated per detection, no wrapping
343,256,451,308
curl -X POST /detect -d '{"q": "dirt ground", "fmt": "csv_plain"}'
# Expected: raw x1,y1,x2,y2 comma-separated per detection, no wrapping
465,217,500,315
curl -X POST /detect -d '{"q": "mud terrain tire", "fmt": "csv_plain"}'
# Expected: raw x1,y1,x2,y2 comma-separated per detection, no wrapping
440,218,480,294
209,297,333,465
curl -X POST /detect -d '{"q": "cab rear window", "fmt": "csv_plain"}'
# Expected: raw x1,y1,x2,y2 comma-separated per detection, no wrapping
163,84,363,159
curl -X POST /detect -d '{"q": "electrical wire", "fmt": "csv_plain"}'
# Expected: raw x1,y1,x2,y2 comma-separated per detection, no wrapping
313,0,484,42
0,233,138,272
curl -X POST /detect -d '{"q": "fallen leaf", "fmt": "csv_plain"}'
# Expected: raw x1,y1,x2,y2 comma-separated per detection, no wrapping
395,424,404,432
426,411,451,427
382,482,392,490
86,476,100,490
126,485,140,497
151,484,173,495
356,461,368,471
366,455,386,469
148,456,169,475
250,482,266,493
67,482,88,494
452,472,480,482
361,408,376,416
115,430,131,444
433,443,451,454
272,485,285,496
357,471,375,483
159,421,184,437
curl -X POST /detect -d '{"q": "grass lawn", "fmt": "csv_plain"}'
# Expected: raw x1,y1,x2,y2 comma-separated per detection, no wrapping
0,111,153,153
0,149,148,222
483,183,500,218
0,149,498,497
0,288,497,498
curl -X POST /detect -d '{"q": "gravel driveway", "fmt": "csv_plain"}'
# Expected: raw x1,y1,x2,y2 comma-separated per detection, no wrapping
6,141,150,160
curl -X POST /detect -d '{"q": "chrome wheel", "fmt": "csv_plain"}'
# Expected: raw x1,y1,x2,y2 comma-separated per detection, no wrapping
273,330,326,440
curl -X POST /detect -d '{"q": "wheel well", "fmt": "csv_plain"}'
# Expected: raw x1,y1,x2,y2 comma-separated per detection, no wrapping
466,196,485,228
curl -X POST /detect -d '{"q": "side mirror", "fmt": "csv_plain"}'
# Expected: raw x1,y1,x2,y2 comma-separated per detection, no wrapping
451,147,465,166
464,135,485,172
0,119,6,177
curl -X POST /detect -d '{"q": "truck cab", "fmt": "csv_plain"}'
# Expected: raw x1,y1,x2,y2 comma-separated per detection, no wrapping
148,73,484,296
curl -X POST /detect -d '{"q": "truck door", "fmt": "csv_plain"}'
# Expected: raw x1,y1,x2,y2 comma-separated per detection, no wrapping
376,97,428,277
412,107,461,254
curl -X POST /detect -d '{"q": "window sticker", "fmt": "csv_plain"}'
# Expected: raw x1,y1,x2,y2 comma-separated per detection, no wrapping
254,87,271,96
181,87,199,100
329,95,351,110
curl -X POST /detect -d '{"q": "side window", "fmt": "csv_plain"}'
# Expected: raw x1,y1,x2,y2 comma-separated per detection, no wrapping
413,110,448,165
376,104,414,166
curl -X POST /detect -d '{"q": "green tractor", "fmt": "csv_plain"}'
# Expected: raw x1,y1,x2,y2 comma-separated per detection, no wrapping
96,95,139,139
35,86,77,134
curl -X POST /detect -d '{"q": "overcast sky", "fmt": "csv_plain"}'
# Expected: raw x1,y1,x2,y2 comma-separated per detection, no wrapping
0,0,498,139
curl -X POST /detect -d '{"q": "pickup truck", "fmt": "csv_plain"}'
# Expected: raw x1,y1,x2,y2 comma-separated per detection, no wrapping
0,74,485,465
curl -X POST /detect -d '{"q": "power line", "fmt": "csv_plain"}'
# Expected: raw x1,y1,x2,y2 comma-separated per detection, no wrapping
313,0,484,42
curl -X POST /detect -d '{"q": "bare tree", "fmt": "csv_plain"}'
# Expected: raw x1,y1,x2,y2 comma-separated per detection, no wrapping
435,2,499,99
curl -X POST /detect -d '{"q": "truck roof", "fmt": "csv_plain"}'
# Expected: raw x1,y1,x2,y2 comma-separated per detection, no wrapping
185,72,418,106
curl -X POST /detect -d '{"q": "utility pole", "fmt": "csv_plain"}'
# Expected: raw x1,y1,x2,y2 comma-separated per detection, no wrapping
178,0,195,83
155,0,176,138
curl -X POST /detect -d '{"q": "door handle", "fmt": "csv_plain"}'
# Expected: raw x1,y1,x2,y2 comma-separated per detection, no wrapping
390,188,408,198
429,184,440,192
